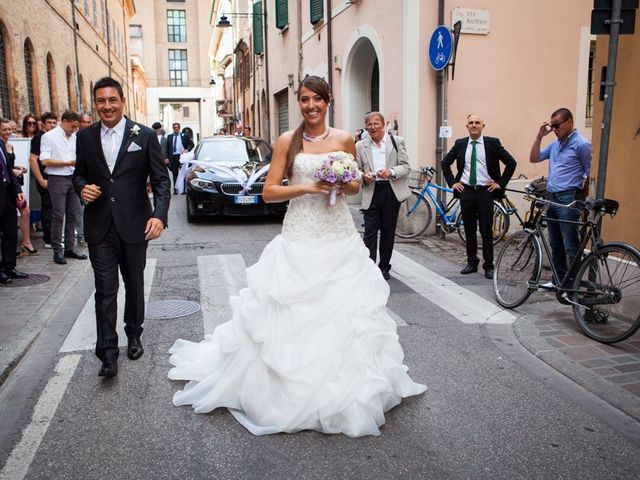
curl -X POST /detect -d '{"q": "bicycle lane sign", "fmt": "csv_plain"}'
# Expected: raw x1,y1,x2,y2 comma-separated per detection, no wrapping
429,25,453,71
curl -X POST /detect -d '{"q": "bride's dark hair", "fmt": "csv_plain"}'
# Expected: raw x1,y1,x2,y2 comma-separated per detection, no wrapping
285,75,332,177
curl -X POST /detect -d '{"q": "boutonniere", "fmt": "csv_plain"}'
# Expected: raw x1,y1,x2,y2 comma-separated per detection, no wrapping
130,124,141,137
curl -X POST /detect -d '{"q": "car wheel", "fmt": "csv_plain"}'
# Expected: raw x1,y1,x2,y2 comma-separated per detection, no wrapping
186,196,201,223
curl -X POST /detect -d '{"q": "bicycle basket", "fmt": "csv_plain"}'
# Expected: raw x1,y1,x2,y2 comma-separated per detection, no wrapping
526,177,548,198
408,169,428,189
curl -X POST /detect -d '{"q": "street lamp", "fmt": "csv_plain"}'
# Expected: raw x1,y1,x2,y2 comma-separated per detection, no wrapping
215,12,264,29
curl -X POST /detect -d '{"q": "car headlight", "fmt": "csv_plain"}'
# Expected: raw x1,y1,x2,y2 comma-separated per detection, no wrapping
190,178,217,191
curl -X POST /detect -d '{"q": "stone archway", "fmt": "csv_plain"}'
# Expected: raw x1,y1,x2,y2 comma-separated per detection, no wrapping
342,28,383,134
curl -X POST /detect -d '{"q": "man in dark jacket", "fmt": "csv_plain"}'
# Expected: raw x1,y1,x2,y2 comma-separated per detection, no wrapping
73,77,171,377
441,114,517,279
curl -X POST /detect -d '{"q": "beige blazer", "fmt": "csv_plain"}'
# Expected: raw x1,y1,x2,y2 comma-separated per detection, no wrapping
355,135,412,210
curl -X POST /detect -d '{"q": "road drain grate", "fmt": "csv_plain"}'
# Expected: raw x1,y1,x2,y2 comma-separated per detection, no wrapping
146,300,201,319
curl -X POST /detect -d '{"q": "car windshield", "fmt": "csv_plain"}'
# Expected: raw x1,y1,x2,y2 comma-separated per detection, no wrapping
195,139,271,167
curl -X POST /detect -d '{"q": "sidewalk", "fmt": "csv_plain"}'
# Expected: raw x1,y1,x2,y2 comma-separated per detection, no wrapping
2,230,639,423
417,233,640,422
0,235,91,385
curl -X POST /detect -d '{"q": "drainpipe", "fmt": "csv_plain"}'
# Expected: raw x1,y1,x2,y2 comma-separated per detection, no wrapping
263,5,271,140
326,0,334,126
297,0,303,83
435,0,445,235
71,0,82,111
106,7,112,77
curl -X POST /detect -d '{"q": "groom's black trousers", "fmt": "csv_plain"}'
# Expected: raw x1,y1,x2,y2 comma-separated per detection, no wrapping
363,181,401,272
88,222,147,362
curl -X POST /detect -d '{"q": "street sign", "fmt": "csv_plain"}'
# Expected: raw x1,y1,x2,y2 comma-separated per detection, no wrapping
428,25,453,71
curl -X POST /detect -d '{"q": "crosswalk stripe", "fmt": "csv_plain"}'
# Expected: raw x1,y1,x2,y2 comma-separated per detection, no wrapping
391,251,516,324
197,254,247,335
0,354,81,480
59,259,157,353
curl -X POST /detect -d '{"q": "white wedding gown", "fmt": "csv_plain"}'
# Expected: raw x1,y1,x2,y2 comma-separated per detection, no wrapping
168,152,426,437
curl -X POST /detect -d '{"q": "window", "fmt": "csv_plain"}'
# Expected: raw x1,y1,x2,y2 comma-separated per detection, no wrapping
183,106,190,117
66,65,76,109
253,2,264,54
24,39,38,115
275,89,289,135
586,40,596,127
0,27,11,119
46,53,58,115
167,10,187,42
275,0,288,29
101,0,107,36
92,0,98,28
130,24,142,38
84,0,90,17
169,49,188,86
310,0,323,24
78,74,87,112
236,47,251,93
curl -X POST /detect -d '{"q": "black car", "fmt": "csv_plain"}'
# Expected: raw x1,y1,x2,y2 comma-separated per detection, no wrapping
185,136,288,222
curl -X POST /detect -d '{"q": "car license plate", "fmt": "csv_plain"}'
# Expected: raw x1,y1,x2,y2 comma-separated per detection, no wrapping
234,195,258,205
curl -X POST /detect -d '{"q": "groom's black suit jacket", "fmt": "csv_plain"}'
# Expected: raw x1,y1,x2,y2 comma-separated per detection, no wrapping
441,136,516,199
73,118,171,244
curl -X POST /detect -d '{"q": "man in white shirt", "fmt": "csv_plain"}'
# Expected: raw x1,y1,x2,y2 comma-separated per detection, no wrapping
356,112,411,280
40,110,87,265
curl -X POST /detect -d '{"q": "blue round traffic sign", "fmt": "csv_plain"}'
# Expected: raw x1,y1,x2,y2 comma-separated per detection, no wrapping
428,25,453,71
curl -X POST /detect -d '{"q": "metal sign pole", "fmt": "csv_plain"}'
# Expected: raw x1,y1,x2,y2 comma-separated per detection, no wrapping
595,0,622,199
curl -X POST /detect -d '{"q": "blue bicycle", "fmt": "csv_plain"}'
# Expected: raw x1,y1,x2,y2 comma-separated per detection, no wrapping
395,166,509,242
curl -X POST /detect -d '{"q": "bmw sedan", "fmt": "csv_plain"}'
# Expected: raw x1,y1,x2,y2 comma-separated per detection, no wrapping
185,136,288,222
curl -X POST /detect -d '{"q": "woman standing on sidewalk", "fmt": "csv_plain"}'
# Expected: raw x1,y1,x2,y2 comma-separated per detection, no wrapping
0,119,38,256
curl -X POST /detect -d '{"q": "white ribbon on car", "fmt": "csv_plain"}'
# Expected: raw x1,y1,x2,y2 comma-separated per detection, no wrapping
176,151,270,195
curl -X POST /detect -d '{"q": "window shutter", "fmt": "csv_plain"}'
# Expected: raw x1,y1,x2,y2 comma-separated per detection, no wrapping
275,0,288,29
310,0,323,24
253,2,264,54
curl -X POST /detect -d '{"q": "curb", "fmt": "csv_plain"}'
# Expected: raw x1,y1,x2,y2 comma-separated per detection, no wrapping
0,260,92,386
513,314,640,422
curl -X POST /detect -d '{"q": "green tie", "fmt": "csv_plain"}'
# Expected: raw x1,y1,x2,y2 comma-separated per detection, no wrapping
469,140,477,187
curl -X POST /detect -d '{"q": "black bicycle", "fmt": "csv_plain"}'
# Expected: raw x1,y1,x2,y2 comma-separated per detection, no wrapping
493,192,640,344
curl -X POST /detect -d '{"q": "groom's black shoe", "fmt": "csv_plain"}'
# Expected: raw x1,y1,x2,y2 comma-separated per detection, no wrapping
127,337,144,360
98,361,118,378
460,263,478,275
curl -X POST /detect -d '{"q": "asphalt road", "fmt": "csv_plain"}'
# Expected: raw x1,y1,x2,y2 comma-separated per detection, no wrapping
1,196,639,480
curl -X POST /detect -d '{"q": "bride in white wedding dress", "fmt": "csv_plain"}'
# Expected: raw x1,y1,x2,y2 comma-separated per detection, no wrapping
168,76,426,437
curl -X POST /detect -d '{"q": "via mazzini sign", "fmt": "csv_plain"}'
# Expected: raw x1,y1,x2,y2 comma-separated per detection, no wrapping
452,8,490,35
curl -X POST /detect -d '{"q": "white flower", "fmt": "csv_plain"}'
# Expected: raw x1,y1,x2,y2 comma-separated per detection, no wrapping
331,161,346,176
130,124,141,137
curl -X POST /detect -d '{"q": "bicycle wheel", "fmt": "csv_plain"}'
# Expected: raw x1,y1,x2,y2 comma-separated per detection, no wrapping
456,201,510,245
494,230,541,308
572,244,640,344
395,192,432,239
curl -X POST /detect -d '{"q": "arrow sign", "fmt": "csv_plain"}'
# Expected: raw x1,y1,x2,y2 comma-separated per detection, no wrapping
429,25,453,71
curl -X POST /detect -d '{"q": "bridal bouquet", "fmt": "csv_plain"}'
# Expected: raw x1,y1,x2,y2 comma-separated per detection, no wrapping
313,152,361,205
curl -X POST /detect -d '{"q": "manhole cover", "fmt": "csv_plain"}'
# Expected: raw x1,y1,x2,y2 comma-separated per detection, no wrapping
146,300,201,319
0,274,50,288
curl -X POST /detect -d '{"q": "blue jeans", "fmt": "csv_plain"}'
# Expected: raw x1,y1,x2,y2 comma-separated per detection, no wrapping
546,190,580,281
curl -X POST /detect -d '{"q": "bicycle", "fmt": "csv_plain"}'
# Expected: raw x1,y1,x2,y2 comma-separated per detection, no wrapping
395,166,509,243
493,192,640,343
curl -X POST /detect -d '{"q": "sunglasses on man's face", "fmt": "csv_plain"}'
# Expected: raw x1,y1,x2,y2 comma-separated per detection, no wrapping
550,118,569,130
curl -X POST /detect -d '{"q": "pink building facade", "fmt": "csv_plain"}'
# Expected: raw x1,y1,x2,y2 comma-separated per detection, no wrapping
263,0,594,180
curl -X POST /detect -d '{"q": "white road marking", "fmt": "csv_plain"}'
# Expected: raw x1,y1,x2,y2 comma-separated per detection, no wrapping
392,251,516,324
60,259,156,353
0,354,81,480
198,254,247,335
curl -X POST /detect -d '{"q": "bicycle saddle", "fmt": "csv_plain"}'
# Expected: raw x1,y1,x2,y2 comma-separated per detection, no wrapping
587,198,619,215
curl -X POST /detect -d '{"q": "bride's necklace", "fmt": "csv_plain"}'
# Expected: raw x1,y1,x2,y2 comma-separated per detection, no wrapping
302,127,330,143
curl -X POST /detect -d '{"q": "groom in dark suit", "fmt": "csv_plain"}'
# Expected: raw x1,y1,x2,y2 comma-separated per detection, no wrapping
73,77,171,378
165,122,194,194
441,114,516,279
